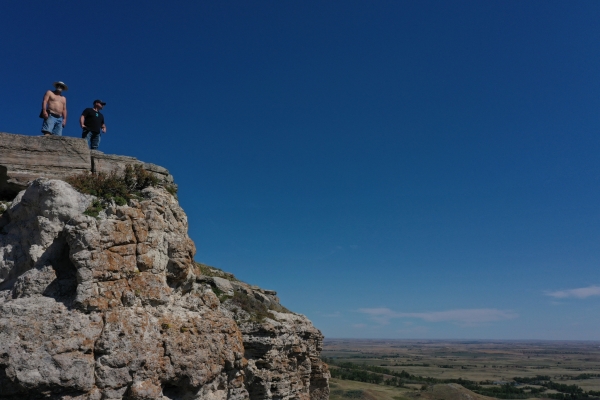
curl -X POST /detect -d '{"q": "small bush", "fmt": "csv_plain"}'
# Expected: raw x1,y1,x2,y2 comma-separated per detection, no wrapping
210,286,231,302
68,164,161,201
84,199,103,217
67,164,171,216
164,184,178,196
123,164,159,192
0,201,10,215
67,171,128,201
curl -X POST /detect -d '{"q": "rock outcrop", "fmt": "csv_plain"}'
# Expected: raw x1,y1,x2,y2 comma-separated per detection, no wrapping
200,270,329,400
0,133,174,200
0,133,90,199
0,138,329,400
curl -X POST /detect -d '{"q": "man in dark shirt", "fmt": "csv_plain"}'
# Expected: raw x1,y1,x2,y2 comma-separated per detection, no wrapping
80,100,107,150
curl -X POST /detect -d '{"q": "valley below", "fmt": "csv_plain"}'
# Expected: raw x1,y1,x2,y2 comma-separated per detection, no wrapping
323,339,600,400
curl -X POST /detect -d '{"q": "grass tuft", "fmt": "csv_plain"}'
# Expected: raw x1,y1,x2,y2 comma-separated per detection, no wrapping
83,199,103,217
0,201,10,215
195,262,238,281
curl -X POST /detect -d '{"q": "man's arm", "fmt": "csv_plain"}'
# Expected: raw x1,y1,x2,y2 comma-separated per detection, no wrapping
80,114,86,129
101,123,107,133
62,98,67,127
41,91,51,119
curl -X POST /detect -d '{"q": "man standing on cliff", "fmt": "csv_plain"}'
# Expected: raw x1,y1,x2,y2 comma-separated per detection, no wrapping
80,100,107,150
40,81,68,136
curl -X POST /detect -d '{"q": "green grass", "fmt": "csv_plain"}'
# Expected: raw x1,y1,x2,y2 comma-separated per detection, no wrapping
83,198,103,217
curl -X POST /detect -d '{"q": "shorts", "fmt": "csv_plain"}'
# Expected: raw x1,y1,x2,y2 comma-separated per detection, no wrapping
41,113,63,136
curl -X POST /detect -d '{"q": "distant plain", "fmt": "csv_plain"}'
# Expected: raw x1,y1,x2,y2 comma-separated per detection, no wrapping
323,339,600,399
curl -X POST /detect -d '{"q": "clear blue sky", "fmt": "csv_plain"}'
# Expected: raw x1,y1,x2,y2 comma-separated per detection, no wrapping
2,1,600,340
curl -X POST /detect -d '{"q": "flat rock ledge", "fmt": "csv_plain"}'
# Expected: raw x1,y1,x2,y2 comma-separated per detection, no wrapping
0,132,174,200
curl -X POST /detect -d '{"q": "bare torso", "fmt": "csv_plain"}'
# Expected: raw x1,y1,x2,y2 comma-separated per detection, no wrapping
45,91,66,114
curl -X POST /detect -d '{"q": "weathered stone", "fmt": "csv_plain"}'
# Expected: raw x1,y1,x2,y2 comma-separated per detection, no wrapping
0,174,329,399
0,132,175,201
0,179,91,286
91,151,175,185
212,277,235,296
0,132,91,199
0,298,103,397
222,294,329,400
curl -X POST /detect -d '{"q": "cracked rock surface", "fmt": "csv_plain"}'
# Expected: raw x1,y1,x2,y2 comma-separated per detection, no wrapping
0,179,328,400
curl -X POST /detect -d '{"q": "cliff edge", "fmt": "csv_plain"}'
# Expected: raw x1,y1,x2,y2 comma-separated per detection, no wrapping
0,133,329,400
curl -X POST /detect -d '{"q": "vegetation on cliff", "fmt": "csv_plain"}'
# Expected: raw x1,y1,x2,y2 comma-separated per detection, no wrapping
195,262,238,281
195,262,292,322
66,164,177,216
0,201,9,215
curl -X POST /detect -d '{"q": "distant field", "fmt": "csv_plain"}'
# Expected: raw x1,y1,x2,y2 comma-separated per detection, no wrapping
329,379,496,400
329,378,413,400
323,339,600,398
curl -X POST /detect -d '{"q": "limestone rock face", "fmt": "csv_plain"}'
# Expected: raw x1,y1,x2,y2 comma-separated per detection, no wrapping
236,309,329,400
198,268,330,400
0,179,328,400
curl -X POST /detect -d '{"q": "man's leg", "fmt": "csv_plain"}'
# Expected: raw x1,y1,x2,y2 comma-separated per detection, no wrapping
41,115,55,136
52,117,63,136
90,132,101,150
82,130,91,148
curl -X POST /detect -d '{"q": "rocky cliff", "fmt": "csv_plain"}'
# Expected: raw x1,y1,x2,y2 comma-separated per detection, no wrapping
0,133,329,400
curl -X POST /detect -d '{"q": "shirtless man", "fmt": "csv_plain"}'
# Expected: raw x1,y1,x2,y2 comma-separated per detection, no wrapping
41,81,68,136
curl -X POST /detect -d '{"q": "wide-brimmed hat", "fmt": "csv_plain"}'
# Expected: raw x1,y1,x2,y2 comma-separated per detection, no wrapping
53,81,68,90
93,99,107,106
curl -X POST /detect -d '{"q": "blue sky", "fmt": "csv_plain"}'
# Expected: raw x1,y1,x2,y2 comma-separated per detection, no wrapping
2,1,600,340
